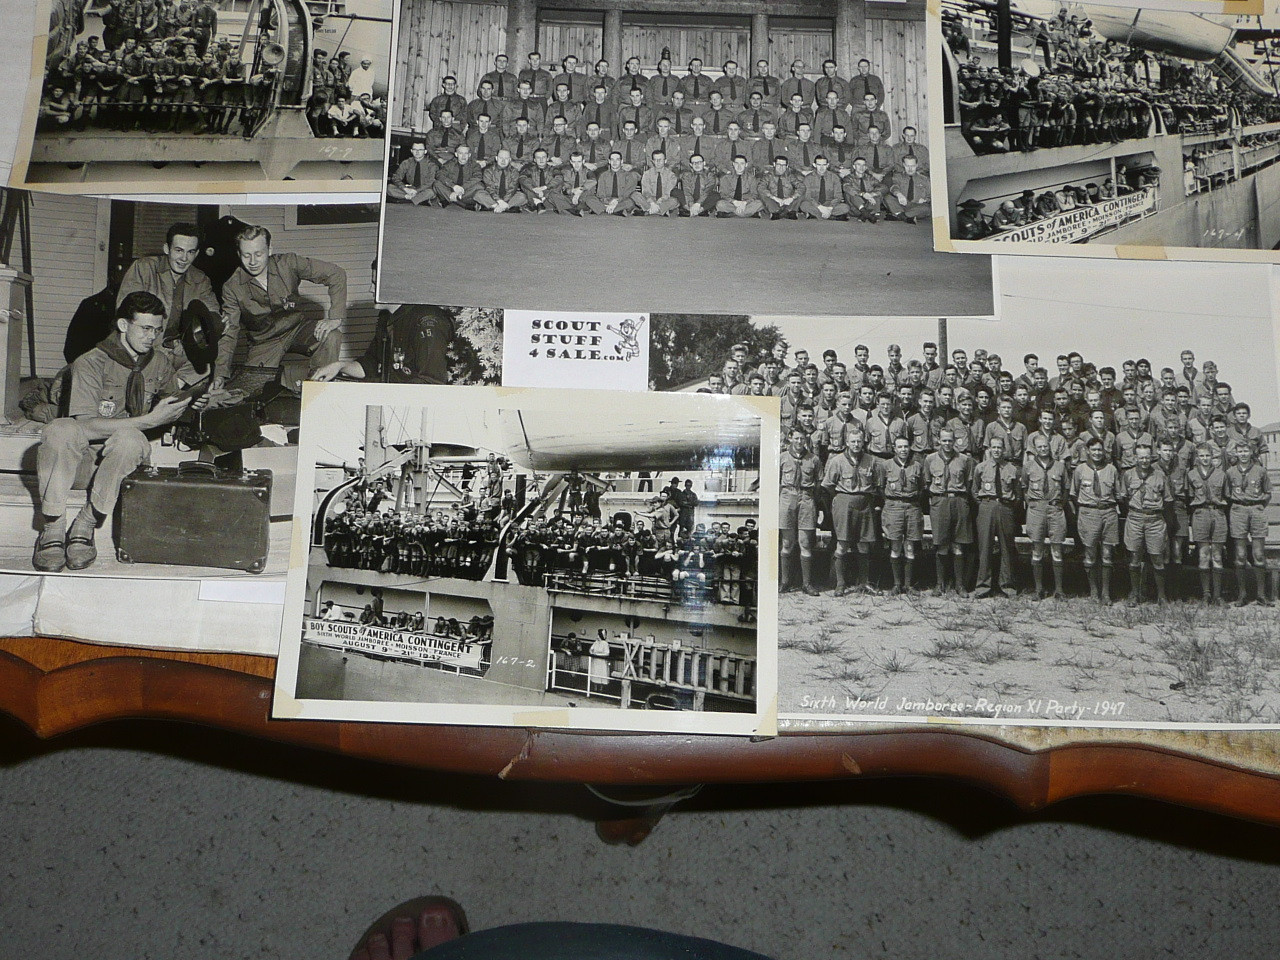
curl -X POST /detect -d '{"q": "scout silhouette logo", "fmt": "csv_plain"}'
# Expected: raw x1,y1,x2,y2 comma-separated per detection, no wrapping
606,317,646,361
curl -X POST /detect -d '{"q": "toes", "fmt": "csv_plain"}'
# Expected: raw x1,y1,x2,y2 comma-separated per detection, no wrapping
365,931,393,960
390,916,417,960
418,902,463,950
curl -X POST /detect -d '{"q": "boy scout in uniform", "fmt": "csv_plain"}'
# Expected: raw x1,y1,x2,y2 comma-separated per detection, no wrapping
433,144,484,208
1187,442,1228,603
552,152,595,215
759,156,802,219
882,156,930,223
475,150,527,213
518,149,561,211
216,225,346,391
780,426,822,596
1072,437,1121,603
519,52,553,101
843,157,884,222
387,142,438,204
115,221,220,379
971,435,1022,598
925,427,975,595
882,435,926,594
823,431,885,595
479,54,518,101
716,156,763,218
632,151,680,216
34,292,201,572
1226,441,1273,605
678,154,719,216
583,153,639,215
1121,443,1172,604
799,155,848,221
428,77,467,129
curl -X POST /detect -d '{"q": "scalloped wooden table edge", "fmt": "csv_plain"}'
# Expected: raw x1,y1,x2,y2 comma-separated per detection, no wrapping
4,636,1280,825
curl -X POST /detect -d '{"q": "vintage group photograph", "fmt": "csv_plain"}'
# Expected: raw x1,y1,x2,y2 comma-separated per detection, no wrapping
376,0,993,316
0,188,500,579
12,0,392,191
650,257,1280,727
274,383,778,734
933,2,1280,261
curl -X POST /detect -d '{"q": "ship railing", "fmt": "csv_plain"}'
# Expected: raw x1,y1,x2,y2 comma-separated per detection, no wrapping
547,635,757,708
543,569,757,608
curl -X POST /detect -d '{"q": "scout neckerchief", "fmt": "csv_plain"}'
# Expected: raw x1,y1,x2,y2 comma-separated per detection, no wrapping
97,332,155,417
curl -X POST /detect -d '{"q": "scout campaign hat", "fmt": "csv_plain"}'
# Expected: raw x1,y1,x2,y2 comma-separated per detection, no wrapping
179,300,224,375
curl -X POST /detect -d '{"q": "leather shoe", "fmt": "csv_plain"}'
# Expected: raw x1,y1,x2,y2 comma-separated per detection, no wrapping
32,534,66,573
66,530,98,571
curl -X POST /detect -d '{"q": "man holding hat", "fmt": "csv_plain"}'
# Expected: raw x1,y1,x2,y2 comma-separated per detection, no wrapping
116,222,221,381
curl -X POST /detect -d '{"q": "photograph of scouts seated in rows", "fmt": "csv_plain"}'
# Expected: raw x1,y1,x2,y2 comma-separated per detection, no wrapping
0,190,500,579
12,0,391,191
652,260,1280,727
274,386,776,735
932,3,1280,262
376,0,993,317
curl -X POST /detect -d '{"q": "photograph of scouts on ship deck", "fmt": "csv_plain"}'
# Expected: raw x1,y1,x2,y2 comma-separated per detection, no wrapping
290,390,770,723
17,0,391,187
936,2,1280,256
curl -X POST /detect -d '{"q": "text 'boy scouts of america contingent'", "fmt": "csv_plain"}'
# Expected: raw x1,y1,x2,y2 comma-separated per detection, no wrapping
389,53,930,222
746,341,1276,607
30,221,455,576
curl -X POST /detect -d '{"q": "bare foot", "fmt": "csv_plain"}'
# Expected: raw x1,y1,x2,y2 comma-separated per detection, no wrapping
350,896,468,960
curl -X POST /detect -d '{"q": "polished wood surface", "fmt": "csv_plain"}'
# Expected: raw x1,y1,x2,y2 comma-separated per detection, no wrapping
5,636,1280,826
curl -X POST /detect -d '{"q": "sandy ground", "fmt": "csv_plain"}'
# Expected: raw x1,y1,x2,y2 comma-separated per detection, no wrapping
779,586,1280,726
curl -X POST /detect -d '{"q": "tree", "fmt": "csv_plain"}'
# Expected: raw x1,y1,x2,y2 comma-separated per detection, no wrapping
648,314,780,391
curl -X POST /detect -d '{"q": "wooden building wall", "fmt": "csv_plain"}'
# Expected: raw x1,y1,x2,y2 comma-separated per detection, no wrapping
620,18,750,68
535,13,603,65
133,202,200,261
394,0,509,130
392,1,927,139
865,17,928,140
27,194,104,378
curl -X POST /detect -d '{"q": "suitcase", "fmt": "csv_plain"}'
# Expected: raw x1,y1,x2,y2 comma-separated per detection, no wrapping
116,461,273,574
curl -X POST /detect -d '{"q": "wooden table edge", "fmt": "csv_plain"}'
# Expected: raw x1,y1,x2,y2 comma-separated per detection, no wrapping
5,636,1280,826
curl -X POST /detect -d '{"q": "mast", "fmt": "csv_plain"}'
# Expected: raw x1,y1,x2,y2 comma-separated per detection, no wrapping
364,405,385,473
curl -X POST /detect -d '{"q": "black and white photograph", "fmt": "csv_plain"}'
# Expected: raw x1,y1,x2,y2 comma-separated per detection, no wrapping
932,2,1280,261
0,188,501,579
376,0,994,316
655,258,1280,727
11,0,392,192
273,384,778,735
